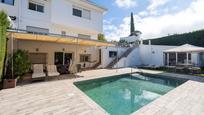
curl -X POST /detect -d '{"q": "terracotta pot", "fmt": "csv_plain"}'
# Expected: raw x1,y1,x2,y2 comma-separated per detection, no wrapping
3,79,17,89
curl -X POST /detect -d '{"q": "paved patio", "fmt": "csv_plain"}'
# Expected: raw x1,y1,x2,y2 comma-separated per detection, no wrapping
0,68,204,115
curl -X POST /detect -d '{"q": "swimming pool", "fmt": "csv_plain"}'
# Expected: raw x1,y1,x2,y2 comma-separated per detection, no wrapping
74,73,186,115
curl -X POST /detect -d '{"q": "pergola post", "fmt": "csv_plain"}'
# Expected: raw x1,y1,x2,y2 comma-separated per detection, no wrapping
186,52,189,64
167,53,169,66
176,52,178,65
11,33,14,79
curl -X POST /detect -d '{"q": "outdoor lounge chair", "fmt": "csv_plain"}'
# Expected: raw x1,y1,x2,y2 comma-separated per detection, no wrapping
47,65,60,77
56,64,69,74
32,64,46,80
188,67,201,74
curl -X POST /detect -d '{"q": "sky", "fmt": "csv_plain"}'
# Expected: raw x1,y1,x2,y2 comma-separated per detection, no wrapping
92,0,204,41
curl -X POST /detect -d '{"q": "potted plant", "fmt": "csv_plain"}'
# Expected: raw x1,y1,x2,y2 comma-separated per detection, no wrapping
3,50,31,89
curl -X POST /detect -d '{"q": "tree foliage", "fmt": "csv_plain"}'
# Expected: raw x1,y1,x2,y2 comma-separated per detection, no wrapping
118,40,129,47
98,34,107,42
143,30,204,47
0,11,10,80
6,50,31,79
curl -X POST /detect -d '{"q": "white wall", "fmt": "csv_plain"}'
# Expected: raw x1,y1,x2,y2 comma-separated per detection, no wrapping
0,0,19,28
114,45,177,68
50,0,103,38
139,45,177,66
101,45,179,68
19,0,51,30
99,46,127,68
192,53,199,66
113,48,141,68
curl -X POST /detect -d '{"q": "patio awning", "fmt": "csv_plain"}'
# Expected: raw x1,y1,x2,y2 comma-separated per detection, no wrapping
7,30,115,47
164,44,204,53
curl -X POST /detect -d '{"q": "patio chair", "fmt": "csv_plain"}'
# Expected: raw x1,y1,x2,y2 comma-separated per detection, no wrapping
47,65,60,77
188,67,201,74
56,64,69,74
32,64,46,80
175,65,185,73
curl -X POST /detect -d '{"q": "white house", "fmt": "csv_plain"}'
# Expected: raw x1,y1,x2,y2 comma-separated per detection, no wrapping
99,43,204,69
1,0,115,73
1,0,203,73
0,0,107,39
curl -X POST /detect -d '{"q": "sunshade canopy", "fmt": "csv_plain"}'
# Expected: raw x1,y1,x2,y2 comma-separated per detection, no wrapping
7,30,115,47
164,44,204,53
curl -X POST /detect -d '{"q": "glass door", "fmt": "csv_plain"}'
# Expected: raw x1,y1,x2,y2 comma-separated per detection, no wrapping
54,52,63,65
64,53,73,65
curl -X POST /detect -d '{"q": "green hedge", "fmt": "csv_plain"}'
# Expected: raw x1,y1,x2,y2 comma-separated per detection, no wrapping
143,29,204,47
0,11,10,81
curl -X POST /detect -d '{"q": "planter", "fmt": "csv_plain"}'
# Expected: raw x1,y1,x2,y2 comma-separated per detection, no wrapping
3,79,17,89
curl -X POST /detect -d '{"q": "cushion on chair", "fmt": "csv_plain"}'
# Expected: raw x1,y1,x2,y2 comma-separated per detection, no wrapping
32,73,46,78
47,72,60,77
32,64,46,78
47,65,60,77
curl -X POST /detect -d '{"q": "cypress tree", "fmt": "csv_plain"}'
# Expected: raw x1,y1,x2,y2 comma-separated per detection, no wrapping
130,12,135,35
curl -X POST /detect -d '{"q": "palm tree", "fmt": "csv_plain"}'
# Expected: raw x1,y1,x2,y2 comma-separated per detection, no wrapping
0,11,10,81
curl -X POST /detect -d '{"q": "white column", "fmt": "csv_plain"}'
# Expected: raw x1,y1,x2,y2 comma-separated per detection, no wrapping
167,53,169,66
176,52,178,65
186,52,189,64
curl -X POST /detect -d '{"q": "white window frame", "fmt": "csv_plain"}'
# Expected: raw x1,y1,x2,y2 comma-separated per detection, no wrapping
72,5,91,20
78,34,91,39
61,31,66,36
1,0,15,5
28,1,44,13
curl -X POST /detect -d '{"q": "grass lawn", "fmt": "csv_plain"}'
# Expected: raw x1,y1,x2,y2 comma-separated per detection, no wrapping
195,74,204,77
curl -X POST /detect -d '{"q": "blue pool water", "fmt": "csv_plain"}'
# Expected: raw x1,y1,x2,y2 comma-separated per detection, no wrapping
74,73,186,115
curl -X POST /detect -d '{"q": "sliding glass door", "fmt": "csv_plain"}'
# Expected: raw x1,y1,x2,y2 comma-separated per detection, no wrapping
54,52,73,65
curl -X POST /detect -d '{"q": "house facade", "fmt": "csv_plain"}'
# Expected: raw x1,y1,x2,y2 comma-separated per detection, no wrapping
1,0,106,39
1,0,114,73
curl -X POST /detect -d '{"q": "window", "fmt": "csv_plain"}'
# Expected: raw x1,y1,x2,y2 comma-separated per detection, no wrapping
55,52,72,65
82,9,91,19
1,0,14,5
64,53,72,65
37,4,44,12
78,34,91,39
73,6,91,20
29,1,44,13
55,52,63,65
73,8,82,17
80,54,91,62
109,51,117,58
29,2,36,11
26,26,49,35
61,31,66,36
188,53,191,60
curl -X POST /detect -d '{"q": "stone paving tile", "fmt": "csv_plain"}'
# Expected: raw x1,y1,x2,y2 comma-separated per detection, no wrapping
132,80,204,115
1,68,204,115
